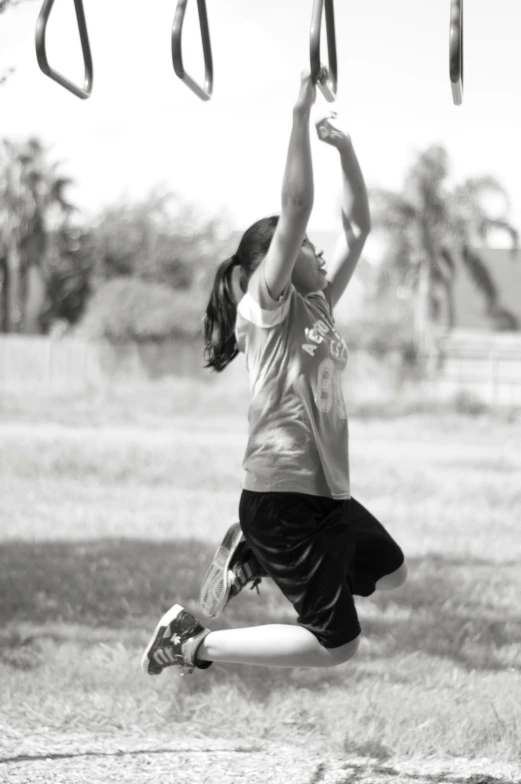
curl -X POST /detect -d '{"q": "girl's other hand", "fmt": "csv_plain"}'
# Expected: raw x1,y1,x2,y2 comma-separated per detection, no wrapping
315,112,351,148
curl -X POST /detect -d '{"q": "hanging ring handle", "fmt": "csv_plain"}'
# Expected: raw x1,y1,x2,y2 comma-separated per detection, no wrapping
172,0,213,101
310,0,338,103
449,0,463,105
35,0,93,99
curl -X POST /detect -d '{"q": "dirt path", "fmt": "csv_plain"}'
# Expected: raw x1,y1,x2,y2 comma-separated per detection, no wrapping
2,732,520,784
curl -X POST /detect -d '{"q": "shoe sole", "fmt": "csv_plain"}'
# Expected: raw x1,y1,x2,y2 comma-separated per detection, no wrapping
141,602,184,675
200,522,243,618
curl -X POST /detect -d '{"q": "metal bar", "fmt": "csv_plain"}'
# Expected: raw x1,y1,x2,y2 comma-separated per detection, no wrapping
172,0,213,101
449,0,463,105
35,0,93,100
310,0,338,103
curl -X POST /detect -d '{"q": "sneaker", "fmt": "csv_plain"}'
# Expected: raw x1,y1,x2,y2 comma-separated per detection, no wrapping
200,522,267,618
141,604,213,676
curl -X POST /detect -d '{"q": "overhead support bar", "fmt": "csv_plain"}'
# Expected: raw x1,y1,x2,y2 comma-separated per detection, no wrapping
35,0,93,99
172,0,214,101
310,0,338,103
449,0,464,105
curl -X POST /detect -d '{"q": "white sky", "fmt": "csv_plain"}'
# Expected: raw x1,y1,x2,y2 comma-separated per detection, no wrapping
1,0,520,242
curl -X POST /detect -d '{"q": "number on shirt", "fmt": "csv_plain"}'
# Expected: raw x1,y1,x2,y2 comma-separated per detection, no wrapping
316,358,335,413
334,365,347,419
316,358,347,419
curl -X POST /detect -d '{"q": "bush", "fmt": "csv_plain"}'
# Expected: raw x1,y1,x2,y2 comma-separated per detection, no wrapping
77,277,203,342
451,389,489,416
88,189,235,293
340,314,415,359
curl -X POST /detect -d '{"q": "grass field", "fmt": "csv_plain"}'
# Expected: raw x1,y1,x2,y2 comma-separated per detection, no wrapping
1,377,521,770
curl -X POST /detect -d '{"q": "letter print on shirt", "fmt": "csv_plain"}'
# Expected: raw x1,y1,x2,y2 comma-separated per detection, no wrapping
302,318,348,420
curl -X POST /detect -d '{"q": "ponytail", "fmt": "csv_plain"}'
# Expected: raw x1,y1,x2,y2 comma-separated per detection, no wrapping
203,215,280,373
203,255,240,372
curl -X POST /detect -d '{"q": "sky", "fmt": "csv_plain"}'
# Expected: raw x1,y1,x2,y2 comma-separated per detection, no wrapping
1,0,520,259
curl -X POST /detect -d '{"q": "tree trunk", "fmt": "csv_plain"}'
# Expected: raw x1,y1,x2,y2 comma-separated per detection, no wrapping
413,259,434,358
19,257,29,333
444,282,455,334
23,264,46,333
0,256,8,332
5,237,22,333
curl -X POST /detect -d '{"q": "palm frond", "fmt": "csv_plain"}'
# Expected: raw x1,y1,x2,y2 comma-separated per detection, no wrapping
439,248,456,280
407,145,451,186
368,188,418,233
488,306,519,331
479,218,519,255
460,245,499,313
459,174,511,212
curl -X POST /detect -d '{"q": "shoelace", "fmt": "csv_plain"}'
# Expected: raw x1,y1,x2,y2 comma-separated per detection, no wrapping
250,577,262,596
151,646,195,677
230,569,262,597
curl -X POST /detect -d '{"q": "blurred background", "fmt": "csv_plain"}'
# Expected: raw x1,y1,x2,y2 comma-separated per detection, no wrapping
1,0,521,773
0,0,520,404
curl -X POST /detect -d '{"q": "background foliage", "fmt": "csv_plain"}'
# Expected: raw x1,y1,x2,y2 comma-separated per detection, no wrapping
0,133,519,353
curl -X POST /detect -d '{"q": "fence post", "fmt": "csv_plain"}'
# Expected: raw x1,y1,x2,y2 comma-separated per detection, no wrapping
489,351,498,405
46,338,53,384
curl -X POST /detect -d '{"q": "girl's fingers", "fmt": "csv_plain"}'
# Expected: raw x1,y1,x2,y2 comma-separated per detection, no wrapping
314,108,338,125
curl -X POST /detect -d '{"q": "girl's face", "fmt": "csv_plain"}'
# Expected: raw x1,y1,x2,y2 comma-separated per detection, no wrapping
291,236,328,295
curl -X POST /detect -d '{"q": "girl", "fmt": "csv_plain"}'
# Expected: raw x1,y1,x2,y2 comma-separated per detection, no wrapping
142,72,407,677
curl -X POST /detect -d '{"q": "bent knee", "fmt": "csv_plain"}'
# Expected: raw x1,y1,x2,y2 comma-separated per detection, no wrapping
327,634,361,666
376,560,408,591
391,560,408,587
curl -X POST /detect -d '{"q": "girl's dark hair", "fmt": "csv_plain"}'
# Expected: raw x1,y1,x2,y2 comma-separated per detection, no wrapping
203,215,279,372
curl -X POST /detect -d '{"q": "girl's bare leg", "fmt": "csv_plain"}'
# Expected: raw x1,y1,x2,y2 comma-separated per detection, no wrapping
196,624,360,668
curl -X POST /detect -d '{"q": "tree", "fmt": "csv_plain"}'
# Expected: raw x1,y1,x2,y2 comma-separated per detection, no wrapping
38,222,94,332
89,187,234,306
78,277,203,343
0,1,22,12
369,145,519,356
0,0,36,86
77,189,235,344
0,137,76,332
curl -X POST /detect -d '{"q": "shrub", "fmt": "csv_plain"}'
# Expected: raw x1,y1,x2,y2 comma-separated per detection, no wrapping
340,314,415,359
77,277,203,343
451,389,489,416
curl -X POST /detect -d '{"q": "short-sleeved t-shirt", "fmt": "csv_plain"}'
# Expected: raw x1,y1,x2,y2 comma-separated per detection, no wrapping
235,270,350,500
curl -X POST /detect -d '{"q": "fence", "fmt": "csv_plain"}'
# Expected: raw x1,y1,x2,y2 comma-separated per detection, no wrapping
0,335,206,388
0,332,520,405
434,330,521,406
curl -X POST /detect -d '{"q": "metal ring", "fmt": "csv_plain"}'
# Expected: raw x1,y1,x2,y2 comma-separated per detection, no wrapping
35,0,93,99
449,0,463,105
172,0,213,101
310,0,338,103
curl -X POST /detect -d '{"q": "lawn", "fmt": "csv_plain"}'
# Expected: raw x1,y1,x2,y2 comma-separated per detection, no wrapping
1,378,520,768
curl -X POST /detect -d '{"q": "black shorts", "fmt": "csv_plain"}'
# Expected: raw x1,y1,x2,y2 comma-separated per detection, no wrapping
239,490,405,650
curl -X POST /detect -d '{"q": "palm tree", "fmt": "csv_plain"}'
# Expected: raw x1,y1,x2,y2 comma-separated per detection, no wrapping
369,145,519,357
0,0,33,86
0,137,75,332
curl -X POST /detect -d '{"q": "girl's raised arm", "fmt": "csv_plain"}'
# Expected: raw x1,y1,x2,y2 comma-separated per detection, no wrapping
251,73,316,308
